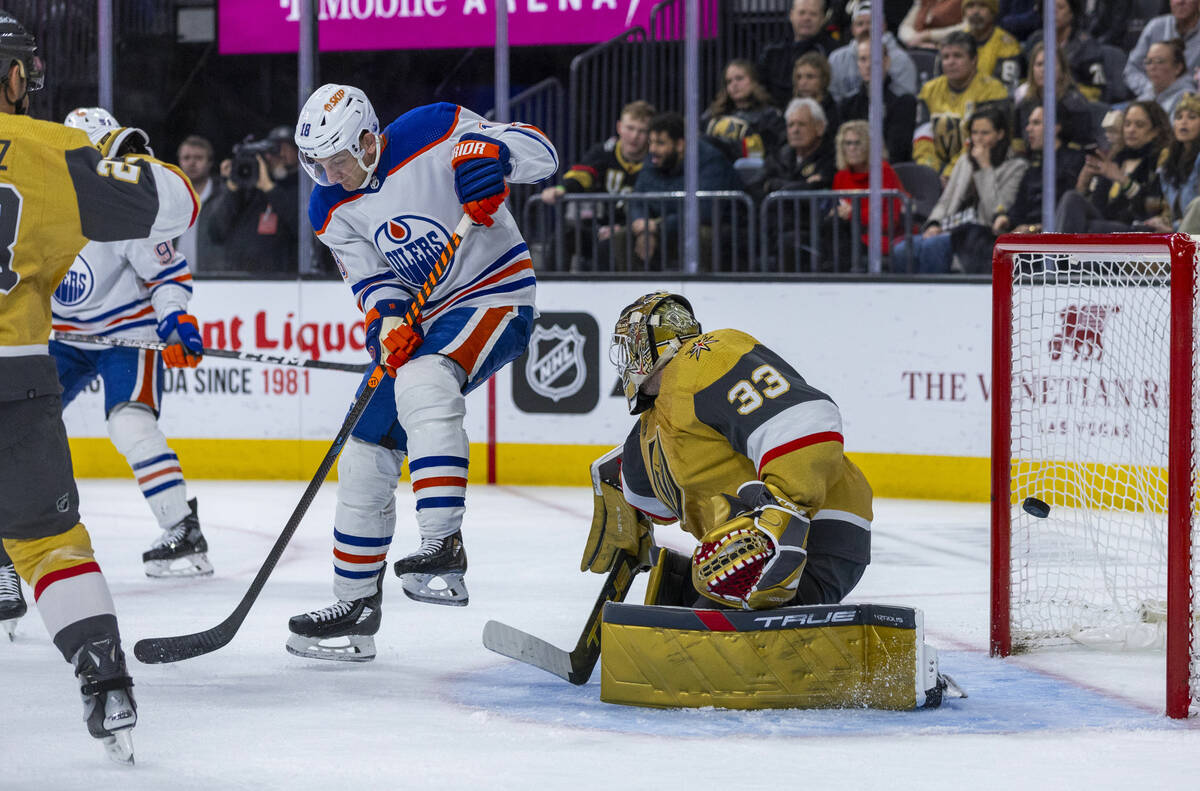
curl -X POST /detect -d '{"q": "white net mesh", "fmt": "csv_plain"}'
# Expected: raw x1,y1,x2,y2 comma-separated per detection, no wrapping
1005,247,1198,715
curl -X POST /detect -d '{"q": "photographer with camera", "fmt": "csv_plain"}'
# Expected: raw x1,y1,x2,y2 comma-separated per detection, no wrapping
207,126,298,274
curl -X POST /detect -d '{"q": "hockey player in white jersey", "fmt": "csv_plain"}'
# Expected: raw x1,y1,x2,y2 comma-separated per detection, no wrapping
285,84,557,661
49,107,212,578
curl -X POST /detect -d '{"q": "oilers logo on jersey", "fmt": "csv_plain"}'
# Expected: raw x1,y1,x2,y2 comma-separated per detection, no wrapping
53,256,96,307
372,214,451,289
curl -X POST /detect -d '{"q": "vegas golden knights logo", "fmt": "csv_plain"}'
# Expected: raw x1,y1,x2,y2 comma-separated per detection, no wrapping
646,431,683,519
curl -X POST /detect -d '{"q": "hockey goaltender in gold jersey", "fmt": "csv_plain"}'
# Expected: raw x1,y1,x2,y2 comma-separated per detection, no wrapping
580,292,962,709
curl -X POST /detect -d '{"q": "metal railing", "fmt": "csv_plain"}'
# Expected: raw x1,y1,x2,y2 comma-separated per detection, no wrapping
647,0,789,112
760,190,916,274
487,78,566,225
523,191,756,273
567,28,649,165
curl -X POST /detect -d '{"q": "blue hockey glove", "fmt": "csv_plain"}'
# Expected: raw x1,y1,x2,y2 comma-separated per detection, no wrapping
365,299,423,376
156,311,204,368
451,133,512,227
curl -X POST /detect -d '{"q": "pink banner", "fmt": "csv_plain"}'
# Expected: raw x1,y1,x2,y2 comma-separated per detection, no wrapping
220,0,657,54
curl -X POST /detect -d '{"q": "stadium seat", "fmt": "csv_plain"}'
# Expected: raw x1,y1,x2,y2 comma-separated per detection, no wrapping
892,162,942,226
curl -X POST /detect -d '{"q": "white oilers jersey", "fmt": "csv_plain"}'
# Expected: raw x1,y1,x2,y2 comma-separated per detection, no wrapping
307,103,558,324
51,237,193,343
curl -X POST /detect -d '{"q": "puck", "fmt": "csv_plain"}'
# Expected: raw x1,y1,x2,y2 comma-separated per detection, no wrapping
1022,497,1050,519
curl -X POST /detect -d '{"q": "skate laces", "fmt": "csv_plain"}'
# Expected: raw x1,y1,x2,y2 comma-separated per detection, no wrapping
416,536,446,556
306,600,355,622
151,518,193,549
0,564,21,600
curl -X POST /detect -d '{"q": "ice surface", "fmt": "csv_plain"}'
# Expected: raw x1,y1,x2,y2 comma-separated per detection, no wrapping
4,482,1199,789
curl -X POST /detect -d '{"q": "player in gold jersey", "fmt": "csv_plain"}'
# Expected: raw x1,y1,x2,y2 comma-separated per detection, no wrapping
0,11,198,764
584,292,872,610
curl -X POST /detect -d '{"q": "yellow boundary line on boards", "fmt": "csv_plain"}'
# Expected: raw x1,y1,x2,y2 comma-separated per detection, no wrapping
68,438,993,502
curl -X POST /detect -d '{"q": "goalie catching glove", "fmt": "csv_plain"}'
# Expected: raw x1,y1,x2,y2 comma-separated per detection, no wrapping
365,299,423,376
451,133,511,227
156,311,204,368
692,481,810,610
581,447,652,573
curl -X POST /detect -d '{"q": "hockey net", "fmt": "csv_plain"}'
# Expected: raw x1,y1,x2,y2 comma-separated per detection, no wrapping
990,233,1199,719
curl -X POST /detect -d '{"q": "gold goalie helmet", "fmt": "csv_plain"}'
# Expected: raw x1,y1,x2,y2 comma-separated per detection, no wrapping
609,292,701,415
691,481,810,610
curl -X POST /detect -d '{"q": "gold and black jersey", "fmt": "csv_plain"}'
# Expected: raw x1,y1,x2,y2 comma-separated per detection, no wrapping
0,114,198,402
620,328,872,564
562,137,643,195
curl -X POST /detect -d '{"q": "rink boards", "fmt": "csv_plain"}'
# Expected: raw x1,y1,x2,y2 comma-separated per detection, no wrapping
63,279,1002,500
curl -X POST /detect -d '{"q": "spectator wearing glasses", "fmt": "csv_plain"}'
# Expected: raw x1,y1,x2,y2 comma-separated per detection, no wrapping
1138,38,1198,117
1124,0,1200,100
830,120,908,270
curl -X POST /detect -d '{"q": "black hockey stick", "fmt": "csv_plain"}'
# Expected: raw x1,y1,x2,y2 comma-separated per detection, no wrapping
482,549,644,684
53,331,370,373
134,214,475,664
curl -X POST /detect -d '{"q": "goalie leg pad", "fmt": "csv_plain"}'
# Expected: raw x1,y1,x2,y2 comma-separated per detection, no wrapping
599,602,962,710
581,447,651,573
107,402,190,528
333,438,403,602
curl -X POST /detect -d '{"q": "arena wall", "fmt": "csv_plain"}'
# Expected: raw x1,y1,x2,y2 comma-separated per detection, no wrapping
65,279,995,500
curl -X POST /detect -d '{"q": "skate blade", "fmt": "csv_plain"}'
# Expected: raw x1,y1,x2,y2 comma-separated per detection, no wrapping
2,617,18,641
144,553,214,579
285,632,376,662
102,729,135,766
399,572,469,606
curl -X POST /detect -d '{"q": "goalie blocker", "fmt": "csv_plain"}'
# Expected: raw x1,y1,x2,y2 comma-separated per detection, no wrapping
599,600,963,710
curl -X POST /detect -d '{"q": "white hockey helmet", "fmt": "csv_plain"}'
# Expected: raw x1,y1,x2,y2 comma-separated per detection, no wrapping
64,106,120,145
295,83,380,189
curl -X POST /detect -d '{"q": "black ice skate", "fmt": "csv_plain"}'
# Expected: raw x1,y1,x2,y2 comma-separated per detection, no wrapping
143,498,213,578
72,634,137,765
392,530,469,606
0,562,27,640
286,589,382,662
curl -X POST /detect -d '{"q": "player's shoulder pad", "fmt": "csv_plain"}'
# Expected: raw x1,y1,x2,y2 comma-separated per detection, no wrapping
377,102,462,176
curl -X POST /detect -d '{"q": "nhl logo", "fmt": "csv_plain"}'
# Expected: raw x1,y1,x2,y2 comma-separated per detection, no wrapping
525,324,587,402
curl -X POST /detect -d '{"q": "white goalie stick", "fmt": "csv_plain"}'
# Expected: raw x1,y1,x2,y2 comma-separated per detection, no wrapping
133,214,475,664
52,331,369,373
482,549,645,685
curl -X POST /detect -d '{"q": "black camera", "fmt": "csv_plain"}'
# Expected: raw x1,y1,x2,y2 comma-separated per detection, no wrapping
231,137,279,190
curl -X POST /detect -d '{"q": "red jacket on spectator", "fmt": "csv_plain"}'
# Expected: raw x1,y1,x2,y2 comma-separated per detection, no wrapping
833,163,906,254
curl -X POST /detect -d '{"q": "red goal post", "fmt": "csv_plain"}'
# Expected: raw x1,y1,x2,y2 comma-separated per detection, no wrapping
990,233,1199,719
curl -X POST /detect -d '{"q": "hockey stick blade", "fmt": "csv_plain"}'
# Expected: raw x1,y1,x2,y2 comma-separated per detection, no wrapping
481,620,578,683
135,216,475,665
481,550,644,685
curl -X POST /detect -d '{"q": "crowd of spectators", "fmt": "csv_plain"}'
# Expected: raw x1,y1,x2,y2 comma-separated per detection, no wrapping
173,0,1200,274
538,0,1200,273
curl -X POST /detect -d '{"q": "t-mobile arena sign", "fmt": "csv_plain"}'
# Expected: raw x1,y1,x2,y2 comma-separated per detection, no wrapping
221,0,657,53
